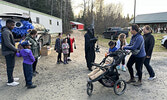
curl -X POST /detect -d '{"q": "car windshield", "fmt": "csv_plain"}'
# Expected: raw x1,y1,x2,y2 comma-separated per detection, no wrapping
32,23,46,31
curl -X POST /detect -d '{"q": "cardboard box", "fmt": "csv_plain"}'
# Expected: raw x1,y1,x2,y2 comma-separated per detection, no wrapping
40,46,52,56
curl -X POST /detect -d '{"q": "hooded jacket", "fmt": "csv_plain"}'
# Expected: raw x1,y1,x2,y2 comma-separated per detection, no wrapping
16,49,35,65
25,34,40,58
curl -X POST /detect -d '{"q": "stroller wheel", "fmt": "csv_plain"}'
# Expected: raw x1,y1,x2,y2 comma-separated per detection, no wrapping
87,82,93,96
113,80,126,95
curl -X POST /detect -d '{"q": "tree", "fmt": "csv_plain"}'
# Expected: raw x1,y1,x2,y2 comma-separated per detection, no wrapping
4,0,74,33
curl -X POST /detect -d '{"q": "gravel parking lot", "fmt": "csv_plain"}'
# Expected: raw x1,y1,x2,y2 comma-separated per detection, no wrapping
0,30,167,100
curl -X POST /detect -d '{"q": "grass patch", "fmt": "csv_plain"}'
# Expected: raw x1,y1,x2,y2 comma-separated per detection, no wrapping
96,33,167,52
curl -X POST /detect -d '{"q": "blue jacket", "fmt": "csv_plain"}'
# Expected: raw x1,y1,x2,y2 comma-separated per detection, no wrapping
123,33,146,57
109,47,117,53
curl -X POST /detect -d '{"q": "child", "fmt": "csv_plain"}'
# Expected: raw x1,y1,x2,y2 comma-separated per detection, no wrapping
66,33,75,61
116,33,128,72
88,41,117,80
55,33,63,64
16,41,37,89
108,40,117,53
62,39,69,64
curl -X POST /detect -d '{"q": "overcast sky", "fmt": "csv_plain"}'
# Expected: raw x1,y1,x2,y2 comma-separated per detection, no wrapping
72,0,167,17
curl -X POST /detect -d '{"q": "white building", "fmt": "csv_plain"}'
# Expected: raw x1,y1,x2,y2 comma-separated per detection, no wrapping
0,0,62,34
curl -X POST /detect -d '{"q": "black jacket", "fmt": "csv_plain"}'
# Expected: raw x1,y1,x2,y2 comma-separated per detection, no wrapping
143,33,155,57
54,38,62,53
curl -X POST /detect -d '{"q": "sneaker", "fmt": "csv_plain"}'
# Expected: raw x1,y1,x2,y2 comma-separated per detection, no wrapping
14,78,19,82
133,81,142,86
57,61,60,64
134,74,138,78
122,65,126,72
27,85,37,89
116,65,121,70
7,82,19,86
126,78,136,84
148,76,156,81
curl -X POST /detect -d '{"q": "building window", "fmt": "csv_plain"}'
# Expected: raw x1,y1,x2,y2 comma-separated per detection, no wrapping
49,20,52,25
36,17,40,24
57,21,59,26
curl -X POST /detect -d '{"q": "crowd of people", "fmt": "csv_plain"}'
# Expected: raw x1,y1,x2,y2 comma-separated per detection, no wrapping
85,24,156,86
1,19,156,90
1,19,76,89
1,20,40,88
54,33,75,64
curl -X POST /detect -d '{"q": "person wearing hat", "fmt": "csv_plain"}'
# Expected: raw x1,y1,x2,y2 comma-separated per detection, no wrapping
16,41,37,89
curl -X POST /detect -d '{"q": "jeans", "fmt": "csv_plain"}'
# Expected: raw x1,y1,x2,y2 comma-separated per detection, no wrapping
57,53,62,62
23,63,33,86
144,58,155,77
33,58,38,73
127,55,145,81
5,54,15,83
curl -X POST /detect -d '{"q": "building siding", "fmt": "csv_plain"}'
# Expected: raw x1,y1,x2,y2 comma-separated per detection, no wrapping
0,1,62,34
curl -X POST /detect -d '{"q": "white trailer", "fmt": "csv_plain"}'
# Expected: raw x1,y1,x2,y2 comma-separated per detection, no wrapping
0,0,62,34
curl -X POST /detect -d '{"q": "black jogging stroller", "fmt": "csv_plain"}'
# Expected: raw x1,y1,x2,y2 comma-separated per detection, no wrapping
87,50,130,96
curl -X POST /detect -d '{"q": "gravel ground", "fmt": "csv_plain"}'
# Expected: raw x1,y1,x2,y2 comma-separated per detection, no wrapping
0,30,167,100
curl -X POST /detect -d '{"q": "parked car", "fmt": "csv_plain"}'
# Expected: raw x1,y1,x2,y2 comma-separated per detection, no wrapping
103,27,129,40
0,13,51,47
161,35,167,49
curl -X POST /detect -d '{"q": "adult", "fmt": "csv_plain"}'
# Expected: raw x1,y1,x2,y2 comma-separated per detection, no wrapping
143,25,156,80
123,24,146,86
84,28,97,71
25,29,40,76
66,33,75,61
1,19,19,86
54,33,63,64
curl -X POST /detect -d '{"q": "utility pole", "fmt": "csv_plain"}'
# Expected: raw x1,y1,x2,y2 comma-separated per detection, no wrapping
134,0,136,24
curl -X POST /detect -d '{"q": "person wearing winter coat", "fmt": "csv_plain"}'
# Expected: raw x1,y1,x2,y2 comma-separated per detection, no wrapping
143,25,156,80
55,33,63,64
123,24,146,86
16,41,37,89
25,29,40,76
62,39,69,64
84,28,97,71
66,33,75,61
1,19,19,86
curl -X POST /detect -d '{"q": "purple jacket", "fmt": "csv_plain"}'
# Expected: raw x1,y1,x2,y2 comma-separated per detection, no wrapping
16,49,35,65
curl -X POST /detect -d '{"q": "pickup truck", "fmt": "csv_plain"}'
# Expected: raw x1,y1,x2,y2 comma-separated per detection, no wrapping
103,27,129,40
0,13,51,47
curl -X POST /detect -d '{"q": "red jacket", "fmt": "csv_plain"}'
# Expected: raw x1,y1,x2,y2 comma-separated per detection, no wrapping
68,38,75,53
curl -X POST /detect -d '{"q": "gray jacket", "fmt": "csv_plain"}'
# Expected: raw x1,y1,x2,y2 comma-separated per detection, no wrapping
25,34,40,58
1,27,17,56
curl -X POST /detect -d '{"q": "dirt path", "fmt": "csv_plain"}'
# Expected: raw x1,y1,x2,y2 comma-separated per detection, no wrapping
0,30,167,100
